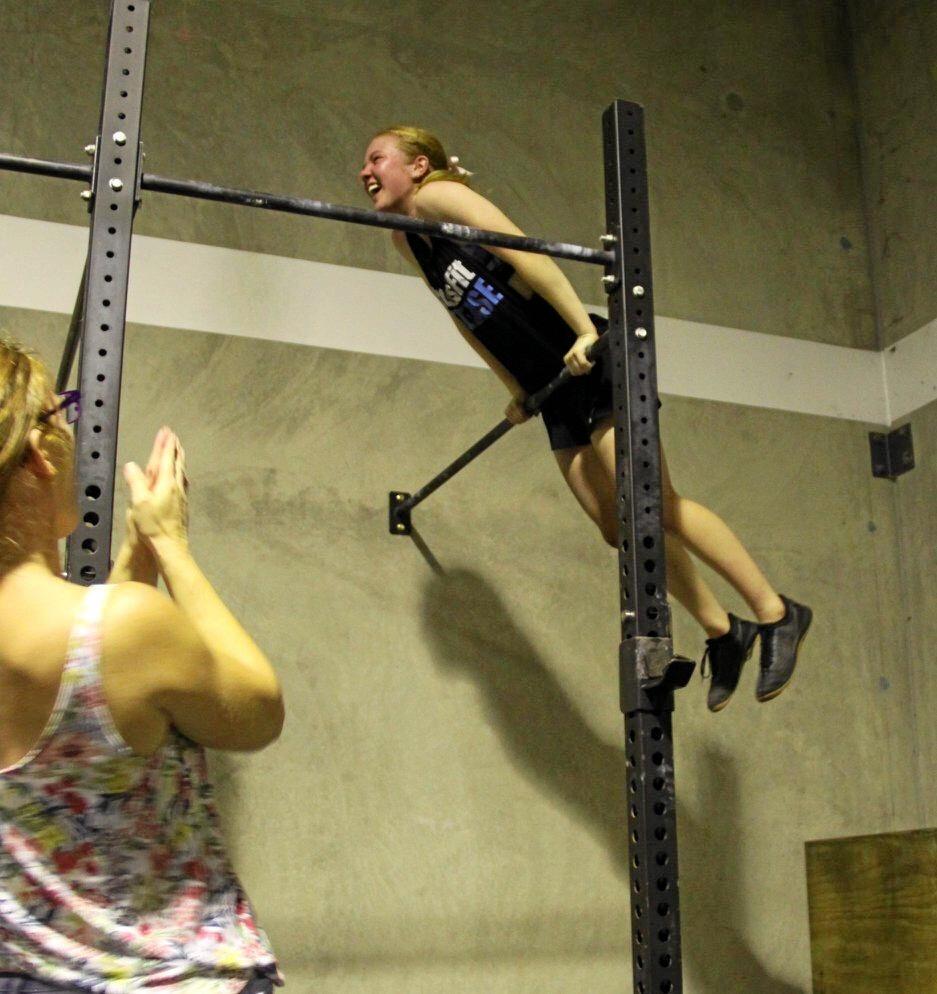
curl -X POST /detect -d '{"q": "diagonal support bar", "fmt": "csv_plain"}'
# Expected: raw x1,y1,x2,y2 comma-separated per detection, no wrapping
389,335,609,534
603,100,686,994
65,0,151,585
56,257,89,393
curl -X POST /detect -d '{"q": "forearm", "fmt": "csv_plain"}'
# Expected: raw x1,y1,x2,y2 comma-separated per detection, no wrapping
109,538,158,586
149,535,281,697
453,318,527,399
412,185,597,340
510,254,597,338
489,360,527,399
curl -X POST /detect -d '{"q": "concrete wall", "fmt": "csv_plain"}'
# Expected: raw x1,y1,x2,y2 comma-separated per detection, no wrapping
1,305,924,994
1,1,933,993
848,0,937,822
848,0,937,347
894,399,937,828
1,0,873,346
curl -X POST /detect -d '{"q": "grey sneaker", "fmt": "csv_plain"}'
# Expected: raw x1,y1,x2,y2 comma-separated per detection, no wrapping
702,614,760,712
755,595,813,702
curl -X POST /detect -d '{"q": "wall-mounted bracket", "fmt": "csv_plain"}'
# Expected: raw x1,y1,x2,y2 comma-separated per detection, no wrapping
619,636,696,714
84,137,100,210
389,492,412,535
869,423,914,480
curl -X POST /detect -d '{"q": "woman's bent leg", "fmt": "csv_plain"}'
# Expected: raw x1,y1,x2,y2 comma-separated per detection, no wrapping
587,419,810,704
553,444,618,546
555,433,730,637
657,449,785,624
664,534,731,638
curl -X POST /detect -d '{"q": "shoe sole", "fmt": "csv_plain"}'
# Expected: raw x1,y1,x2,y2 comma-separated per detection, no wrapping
708,695,734,713
707,634,759,713
756,610,813,703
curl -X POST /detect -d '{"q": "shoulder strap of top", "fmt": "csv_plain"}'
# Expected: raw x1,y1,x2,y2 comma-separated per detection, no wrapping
61,583,113,691
60,583,130,752
407,231,518,288
69,583,113,647
4,586,125,771
445,237,516,283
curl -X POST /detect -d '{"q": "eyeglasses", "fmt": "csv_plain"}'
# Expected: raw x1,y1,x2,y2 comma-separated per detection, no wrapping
38,390,82,427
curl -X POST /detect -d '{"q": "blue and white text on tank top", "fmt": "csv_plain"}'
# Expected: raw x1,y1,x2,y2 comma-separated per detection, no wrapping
435,259,505,330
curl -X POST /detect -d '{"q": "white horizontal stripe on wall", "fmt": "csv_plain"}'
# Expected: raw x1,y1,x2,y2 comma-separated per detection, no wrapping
883,317,937,423
653,317,887,423
1,213,931,426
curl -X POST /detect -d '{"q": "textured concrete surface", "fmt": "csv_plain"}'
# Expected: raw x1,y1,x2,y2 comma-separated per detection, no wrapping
891,397,937,827
0,2,932,991
0,0,874,346
5,306,926,993
847,0,937,822
848,0,937,346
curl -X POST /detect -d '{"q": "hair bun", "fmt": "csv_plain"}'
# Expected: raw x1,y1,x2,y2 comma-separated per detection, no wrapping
448,155,474,179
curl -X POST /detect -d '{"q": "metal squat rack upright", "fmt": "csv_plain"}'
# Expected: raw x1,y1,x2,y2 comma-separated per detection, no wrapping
602,102,696,994
65,0,151,583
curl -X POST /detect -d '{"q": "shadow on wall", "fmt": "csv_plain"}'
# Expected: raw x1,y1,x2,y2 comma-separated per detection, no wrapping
421,566,806,994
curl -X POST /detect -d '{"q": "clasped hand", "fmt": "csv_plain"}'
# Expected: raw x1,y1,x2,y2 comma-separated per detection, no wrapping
563,331,599,376
123,426,190,549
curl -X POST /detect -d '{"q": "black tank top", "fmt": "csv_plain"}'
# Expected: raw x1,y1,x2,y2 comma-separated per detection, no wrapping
405,232,597,394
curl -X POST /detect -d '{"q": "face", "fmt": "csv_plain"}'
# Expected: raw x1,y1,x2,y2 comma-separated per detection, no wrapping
359,135,428,214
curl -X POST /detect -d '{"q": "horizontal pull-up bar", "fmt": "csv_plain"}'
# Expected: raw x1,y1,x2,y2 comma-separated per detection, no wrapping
389,334,610,535
0,152,614,267
0,153,92,183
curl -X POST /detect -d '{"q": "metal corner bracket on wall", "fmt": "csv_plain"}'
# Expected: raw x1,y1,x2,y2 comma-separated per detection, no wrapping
869,422,914,480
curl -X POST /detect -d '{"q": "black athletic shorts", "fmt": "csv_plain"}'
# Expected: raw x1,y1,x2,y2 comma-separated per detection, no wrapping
539,316,614,451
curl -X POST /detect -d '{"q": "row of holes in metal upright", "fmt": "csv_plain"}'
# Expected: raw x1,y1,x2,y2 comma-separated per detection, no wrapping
612,107,661,639
79,4,140,582
628,718,676,994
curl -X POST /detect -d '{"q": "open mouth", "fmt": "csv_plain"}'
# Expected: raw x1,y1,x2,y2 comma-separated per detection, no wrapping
366,180,381,198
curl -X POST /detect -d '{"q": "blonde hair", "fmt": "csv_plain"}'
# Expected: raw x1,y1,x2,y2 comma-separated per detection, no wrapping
0,338,55,501
375,125,473,189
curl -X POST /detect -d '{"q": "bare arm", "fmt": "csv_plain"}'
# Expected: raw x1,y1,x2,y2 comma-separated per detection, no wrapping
449,313,528,400
392,230,527,399
122,429,284,750
106,581,283,752
109,439,162,586
108,534,158,586
146,537,284,749
411,182,598,342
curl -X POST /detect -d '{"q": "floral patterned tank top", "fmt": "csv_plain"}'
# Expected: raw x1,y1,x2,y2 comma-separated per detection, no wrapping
0,585,282,993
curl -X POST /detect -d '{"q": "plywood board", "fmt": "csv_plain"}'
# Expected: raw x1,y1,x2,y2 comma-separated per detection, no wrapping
806,828,937,994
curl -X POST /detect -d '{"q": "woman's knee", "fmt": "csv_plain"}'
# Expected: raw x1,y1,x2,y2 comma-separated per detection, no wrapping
661,485,680,534
599,516,618,548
